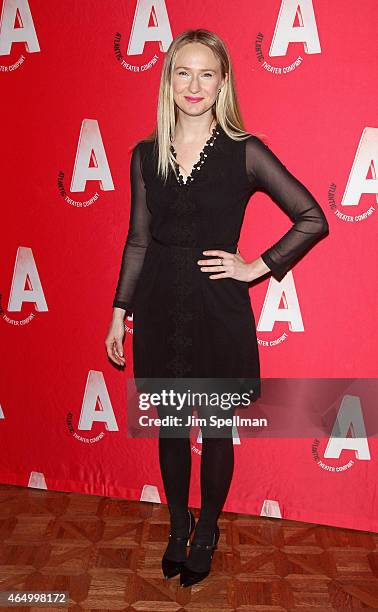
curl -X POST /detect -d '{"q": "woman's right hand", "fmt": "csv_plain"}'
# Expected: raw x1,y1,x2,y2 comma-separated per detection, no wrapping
105,311,126,366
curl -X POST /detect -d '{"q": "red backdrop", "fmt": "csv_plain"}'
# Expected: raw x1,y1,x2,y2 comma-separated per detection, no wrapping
1,0,377,532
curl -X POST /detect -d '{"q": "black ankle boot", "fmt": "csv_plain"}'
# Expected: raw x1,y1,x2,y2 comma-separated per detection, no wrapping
161,509,195,579
179,524,220,587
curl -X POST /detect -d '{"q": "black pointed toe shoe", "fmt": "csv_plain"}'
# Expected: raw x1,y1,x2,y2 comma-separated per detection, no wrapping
179,524,220,587
161,509,195,579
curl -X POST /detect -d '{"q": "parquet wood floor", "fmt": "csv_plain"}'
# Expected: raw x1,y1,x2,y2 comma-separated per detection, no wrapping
0,483,377,611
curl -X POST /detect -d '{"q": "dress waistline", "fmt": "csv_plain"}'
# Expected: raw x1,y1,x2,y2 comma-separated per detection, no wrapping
151,236,237,251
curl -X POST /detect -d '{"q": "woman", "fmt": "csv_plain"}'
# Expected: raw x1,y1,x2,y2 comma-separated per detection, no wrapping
105,29,329,587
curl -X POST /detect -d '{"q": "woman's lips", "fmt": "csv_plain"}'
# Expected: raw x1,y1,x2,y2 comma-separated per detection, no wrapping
184,96,204,103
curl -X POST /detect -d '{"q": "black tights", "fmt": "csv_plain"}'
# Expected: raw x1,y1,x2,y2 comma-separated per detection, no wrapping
158,403,236,538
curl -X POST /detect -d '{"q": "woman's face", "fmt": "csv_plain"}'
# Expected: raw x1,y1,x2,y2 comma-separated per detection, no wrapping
172,42,227,119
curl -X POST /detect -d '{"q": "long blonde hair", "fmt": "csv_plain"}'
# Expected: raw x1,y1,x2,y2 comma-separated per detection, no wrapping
135,28,265,182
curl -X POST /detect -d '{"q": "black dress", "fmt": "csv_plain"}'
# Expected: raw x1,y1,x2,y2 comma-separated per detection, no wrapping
113,123,329,407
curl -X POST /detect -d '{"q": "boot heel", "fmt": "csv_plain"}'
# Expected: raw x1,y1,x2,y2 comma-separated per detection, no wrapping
179,524,220,587
161,509,196,580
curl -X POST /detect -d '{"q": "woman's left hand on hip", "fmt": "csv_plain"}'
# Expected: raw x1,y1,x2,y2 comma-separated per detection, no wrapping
197,248,253,282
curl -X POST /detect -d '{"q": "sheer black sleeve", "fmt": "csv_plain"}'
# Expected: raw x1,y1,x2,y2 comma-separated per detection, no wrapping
112,143,152,311
246,135,329,282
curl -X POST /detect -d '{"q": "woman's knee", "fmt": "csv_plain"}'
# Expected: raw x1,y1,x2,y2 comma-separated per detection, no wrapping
196,405,236,439
157,404,193,438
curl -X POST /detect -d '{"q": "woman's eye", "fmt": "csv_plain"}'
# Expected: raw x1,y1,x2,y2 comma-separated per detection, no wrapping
177,71,214,77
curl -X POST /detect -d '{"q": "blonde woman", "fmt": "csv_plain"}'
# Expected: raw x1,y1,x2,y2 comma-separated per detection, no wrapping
105,29,329,587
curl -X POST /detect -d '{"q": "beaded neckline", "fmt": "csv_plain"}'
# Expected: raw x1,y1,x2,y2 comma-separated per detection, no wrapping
170,122,220,186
